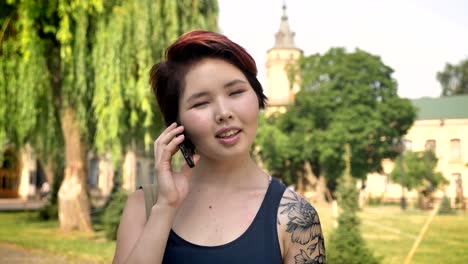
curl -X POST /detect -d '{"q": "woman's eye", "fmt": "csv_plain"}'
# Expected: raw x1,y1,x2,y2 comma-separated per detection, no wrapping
229,90,245,96
192,102,208,108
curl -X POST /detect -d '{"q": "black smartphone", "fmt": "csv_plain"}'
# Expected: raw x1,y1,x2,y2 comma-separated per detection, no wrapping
177,124,195,168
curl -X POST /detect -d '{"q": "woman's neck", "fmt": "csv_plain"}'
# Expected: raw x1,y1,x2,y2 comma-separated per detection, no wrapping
191,154,267,189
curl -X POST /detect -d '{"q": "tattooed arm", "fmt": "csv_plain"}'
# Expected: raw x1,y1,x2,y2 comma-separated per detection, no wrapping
278,189,326,264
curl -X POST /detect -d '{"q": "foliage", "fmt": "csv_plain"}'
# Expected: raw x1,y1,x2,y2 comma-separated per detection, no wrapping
390,150,448,194
258,48,416,191
437,57,468,96
101,189,128,240
255,113,298,186
438,194,455,215
327,145,380,264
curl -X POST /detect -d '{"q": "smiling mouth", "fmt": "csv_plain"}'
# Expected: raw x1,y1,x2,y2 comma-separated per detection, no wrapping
216,129,241,138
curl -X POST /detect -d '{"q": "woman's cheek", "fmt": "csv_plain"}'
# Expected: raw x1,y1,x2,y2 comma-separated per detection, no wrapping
181,112,211,145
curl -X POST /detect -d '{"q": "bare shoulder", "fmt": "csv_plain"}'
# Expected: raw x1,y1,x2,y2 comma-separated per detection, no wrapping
277,189,326,264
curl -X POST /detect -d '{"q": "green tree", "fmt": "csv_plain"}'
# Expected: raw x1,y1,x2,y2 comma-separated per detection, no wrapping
267,48,416,193
255,113,298,186
437,57,468,96
328,144,380,264
1,0,218,232
390,150,448,209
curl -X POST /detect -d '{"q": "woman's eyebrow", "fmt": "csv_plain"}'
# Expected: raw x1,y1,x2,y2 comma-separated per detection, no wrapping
224,79,247,88
186,91,209,103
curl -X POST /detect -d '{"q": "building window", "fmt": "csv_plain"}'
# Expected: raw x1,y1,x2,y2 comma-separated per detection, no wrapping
450,139,461,160
425,140,436,153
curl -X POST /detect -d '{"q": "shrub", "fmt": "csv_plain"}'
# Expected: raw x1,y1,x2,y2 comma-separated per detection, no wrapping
100,171,128,240
327,145,381,264
101,189,128,240
438,194,455,215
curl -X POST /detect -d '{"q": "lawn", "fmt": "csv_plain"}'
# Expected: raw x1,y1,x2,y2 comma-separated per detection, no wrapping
0,205,467,263
0,211,115,263
314,204,468,264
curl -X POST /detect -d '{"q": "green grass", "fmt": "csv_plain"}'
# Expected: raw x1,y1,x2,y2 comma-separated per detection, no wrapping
1,205,467,263
0,211,115,263
314,204,468,264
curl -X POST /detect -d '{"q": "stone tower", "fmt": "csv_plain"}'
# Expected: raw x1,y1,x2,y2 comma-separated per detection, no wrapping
266,4,302,113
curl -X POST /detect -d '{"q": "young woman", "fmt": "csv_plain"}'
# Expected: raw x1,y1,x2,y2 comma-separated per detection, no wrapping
113,30,325,264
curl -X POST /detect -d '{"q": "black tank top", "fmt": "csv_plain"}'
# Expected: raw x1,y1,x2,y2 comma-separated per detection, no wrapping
162,177,287,264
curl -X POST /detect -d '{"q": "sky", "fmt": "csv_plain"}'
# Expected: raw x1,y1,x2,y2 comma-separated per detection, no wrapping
217,0,468,99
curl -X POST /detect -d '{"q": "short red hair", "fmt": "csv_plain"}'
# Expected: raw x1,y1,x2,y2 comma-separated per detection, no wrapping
149,30,267,126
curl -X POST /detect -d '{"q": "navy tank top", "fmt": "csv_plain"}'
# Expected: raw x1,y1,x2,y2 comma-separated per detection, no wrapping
162,177,287,264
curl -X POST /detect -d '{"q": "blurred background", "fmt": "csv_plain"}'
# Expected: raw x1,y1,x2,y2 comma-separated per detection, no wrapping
0,0,467,263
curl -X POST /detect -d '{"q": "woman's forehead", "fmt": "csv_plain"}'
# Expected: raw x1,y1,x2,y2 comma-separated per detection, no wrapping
183,58,248,93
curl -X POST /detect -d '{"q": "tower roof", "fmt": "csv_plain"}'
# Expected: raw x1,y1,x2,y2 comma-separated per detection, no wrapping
273,4,297,49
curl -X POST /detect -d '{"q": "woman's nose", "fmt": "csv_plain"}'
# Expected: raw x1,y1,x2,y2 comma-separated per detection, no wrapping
215,104,234,123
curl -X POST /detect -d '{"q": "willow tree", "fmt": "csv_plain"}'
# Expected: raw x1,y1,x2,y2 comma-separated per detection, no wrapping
1,0,218,232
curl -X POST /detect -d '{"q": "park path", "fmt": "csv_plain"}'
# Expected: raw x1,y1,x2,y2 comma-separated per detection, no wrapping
0,243,99,264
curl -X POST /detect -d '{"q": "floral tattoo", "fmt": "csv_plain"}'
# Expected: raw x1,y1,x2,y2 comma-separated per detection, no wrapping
280,190,326,264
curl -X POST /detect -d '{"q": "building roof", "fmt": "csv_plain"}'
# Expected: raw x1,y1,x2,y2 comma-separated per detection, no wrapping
272,5,298,49
411,95,468,120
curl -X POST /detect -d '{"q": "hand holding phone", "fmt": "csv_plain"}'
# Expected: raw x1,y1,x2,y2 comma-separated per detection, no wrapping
153,123,197,208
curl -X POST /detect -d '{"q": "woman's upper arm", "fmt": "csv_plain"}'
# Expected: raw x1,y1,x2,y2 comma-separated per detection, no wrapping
278,189,326,264
112,189,146,264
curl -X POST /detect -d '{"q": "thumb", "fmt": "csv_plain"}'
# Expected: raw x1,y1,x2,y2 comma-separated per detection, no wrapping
181,154,200,178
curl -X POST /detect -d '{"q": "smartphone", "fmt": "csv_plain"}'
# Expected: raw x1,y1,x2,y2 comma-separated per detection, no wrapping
177,124,195,168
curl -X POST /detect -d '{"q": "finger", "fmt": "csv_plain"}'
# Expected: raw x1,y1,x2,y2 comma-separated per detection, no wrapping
161,122,177,134
153,124,182,156
159,134,186,167
158,125,185,145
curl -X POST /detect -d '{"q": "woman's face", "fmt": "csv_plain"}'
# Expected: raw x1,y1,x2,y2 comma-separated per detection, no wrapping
178,58,260,161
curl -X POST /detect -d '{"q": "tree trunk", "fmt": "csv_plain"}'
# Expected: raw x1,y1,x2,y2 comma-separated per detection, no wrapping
297,170,305,196
98,154,114,198
304,161,327,203
316,175,328,203
122,149,136,192
58,108,92,232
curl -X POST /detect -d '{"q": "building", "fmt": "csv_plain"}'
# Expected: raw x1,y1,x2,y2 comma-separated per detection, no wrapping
265,4,302,114
366,95,468,205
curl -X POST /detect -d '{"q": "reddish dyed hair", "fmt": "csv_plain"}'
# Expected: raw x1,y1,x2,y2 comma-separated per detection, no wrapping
149,30,267,126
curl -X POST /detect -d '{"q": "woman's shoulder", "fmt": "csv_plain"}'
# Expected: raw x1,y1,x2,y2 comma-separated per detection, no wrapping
276,188,326,263
277,188,321,233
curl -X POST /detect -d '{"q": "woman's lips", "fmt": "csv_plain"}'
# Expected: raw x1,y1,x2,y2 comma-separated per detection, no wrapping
216,130,241,146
